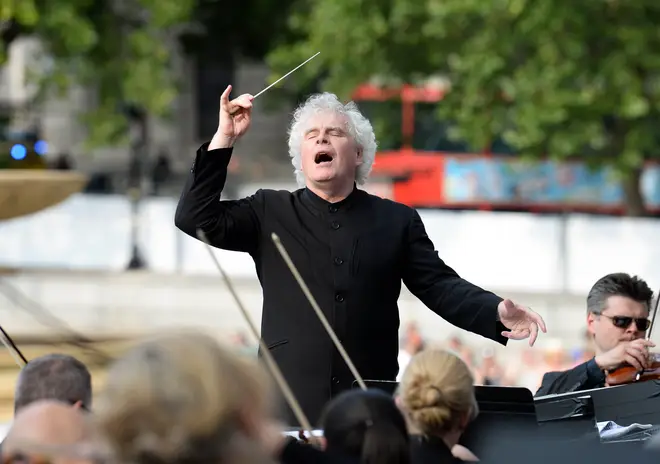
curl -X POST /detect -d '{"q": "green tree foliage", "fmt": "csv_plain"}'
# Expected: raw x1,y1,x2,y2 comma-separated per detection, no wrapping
268,0,660,215
0,0,195,147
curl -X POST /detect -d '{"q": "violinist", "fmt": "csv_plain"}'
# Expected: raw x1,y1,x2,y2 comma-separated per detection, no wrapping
535,273,655,397
175,87,547,426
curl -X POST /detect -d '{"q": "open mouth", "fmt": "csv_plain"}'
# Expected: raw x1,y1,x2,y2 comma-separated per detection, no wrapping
314,152,334,164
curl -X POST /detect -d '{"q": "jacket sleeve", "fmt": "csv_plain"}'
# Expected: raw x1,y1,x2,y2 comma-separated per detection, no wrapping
535,358,606,397
401,209,507,345
174,142,264,254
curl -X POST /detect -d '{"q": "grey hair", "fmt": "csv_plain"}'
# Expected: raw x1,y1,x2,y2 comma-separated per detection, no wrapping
586,272,654,315
14,353,92,413
287,92,378,187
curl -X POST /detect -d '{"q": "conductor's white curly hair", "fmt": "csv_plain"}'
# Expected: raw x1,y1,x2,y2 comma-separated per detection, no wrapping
287,92,378,188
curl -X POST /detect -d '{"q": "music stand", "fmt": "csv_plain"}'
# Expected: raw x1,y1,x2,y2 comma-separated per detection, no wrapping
461,386,538,455
590,381,660,443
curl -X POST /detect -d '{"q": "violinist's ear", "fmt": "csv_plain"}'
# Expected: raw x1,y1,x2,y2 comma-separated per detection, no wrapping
586,311,598,336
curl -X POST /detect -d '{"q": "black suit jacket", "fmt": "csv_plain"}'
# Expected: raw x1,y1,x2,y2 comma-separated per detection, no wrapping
175,143,507,426
535,358,606,397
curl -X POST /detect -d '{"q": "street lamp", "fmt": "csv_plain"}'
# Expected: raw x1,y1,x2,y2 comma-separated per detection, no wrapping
125,104,147,270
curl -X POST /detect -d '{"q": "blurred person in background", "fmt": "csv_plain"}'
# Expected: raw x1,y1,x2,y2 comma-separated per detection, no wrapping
536,273,654,396
13,354,92,414
175,86,547,426
544,341,568,372
446,336,463,354
473,348,504,386
397,348,479,463
319,389,410,464
2,400,94,464
397,323,425,381
503,349,544,393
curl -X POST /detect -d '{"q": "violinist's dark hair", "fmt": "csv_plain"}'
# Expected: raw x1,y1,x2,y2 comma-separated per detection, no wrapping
587,273,654,315
14,353,92,413
320,388,410,464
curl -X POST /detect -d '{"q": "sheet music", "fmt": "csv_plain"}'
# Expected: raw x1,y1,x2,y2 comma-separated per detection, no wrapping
597,421,654,440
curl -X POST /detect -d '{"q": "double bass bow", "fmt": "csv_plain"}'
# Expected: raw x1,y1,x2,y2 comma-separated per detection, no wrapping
605,288,660,386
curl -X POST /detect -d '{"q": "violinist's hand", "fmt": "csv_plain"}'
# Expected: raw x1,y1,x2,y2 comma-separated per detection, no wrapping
498,299,547,347
595,339,656,371
210,85,254,149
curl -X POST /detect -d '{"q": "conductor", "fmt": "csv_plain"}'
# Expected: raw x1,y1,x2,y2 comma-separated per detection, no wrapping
174,86,547,426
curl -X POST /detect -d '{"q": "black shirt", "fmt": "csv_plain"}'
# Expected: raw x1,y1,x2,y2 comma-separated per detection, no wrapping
175,143,508,426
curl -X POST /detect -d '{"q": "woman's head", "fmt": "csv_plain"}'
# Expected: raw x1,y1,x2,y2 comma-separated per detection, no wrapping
94,330,273,464
398,349,477,438
320,389,410,464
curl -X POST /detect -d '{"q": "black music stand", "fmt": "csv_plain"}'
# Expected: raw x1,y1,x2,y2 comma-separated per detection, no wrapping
460,386,538,455
590,381,660,443
534,387,598,441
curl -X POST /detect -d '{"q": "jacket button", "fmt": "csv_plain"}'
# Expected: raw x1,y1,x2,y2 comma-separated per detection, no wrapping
329,205,338,213
332,376,340,384
334,257,344,265
331,221,340,230
335,293,344,302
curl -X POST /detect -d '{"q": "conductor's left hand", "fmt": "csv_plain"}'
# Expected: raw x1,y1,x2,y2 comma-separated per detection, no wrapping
498,299,547,347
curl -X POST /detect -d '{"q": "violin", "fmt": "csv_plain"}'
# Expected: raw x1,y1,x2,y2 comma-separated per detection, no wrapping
604,290,660,387
606,352,660,386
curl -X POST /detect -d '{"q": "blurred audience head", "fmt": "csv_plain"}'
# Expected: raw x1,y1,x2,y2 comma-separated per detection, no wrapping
14,354,92,414
3,400,94,464
94,330,274,464
320,388,410,464
398,349,477,447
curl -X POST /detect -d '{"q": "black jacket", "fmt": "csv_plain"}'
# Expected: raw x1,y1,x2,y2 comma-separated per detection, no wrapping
410,435,461,464
175,143,508,426
535,358,606,397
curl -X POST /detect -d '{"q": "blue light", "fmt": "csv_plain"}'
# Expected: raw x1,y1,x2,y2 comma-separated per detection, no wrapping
10,144,27,160
34,140,48,155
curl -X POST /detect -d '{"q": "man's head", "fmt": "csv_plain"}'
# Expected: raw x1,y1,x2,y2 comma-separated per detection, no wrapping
586,273,654,354
3,400,93,464
14,354,92,414
287,93,377,190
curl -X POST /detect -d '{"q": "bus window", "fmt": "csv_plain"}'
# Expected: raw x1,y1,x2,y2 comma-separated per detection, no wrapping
355,100,402,151
413,103,472,153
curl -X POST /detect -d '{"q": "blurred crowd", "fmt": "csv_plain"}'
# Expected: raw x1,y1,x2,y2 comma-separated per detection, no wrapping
227,322,596,397
396,323,596,395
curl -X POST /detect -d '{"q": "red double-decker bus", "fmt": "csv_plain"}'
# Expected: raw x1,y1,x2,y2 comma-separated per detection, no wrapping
351,83,660,215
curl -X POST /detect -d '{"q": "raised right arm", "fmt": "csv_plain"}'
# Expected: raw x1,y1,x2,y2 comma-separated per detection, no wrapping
174,142,263,254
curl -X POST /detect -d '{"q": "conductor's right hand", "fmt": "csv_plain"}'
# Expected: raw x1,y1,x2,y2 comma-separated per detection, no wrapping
595,338,656,371
210,84,254,149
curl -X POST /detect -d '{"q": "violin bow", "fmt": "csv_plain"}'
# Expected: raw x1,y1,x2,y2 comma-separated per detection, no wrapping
0,323,27,368
196,229,314,434
632,287,660,381
0,278,112,365
271,233,367,390
646,287,660,340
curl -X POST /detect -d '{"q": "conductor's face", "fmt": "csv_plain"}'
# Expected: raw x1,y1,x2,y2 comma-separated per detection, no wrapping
300,112,363,187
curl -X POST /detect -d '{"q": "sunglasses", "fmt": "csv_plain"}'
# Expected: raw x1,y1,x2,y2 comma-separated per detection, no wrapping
596,313,651,331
